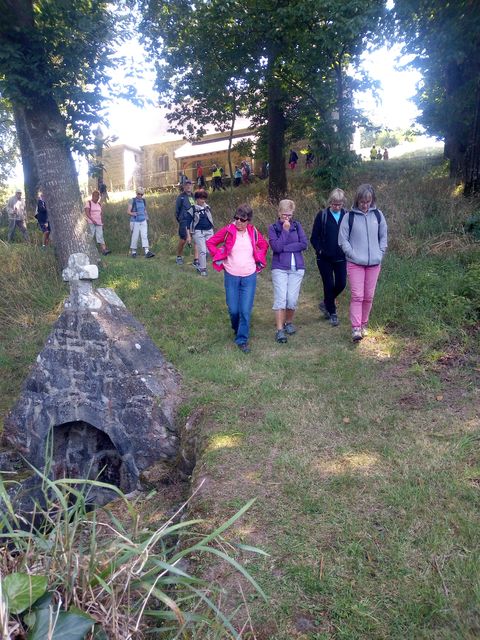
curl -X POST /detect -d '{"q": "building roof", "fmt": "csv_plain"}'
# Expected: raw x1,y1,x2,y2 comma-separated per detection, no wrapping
174,135,256,159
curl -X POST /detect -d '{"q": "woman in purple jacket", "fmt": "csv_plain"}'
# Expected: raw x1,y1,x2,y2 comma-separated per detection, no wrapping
268,199,308,343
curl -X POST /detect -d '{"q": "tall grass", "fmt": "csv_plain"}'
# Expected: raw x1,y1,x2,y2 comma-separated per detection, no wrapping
0,470,266,639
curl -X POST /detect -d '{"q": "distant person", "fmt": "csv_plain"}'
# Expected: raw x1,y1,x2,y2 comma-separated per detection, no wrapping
211,164,223,191
234,165,242,187
305,145,314,168
207,204,268,353
196,161,205,187
99,181,109,203
6,189,29,242
35,191,50,248
85,190,111,256
370,145,377,160
187,189,214,276
268,199,308,343
175,179,196,265
127,188,155,258
288,149,299,170
338,183,388,342
383,148,389,160
310,188,347,327
376,149,382,160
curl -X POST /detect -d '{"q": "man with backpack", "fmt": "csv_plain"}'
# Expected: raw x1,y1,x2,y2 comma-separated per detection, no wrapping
175,179,196,265
128,188,155,258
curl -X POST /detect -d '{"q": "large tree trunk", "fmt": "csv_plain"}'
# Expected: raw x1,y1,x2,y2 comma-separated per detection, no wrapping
16,99,96,268
464,79,480,197
12,105,39,216
267,79,287,203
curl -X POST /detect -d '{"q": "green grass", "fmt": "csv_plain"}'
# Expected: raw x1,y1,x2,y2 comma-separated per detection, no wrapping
1,157,479,638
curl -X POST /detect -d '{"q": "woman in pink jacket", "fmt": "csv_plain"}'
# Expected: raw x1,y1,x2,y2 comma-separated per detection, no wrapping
207,204,268,353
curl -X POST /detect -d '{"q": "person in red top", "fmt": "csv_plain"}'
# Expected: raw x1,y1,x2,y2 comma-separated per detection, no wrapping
84,189,111,256
196,161,205,187
207,203,268,353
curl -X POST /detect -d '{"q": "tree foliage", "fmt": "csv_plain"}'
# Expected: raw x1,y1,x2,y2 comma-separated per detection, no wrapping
140,0,385,201
0,0,134,266
0,95,18,195
392,0,480,193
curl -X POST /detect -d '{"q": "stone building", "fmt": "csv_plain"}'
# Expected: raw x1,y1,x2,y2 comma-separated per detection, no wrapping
93,127,256,193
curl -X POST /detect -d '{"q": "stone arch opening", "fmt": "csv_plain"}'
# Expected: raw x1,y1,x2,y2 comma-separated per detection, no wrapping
52,421,135,504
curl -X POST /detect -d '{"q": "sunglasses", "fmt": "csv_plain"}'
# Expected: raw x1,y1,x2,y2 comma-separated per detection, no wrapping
234,216,249,222
137,193,144,196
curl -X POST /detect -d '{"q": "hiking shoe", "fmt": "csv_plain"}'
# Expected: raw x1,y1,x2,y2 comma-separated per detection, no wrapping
237,343,250,353
131,252,137,258
192,259,201,272
352,328,363,342
284,322,296,335
329,313,339,327
200,269,208,277
145,250,155,258
276,329,288,343
361,324,369,337
319,301,330,319
102,249,111,256
176,256,184,265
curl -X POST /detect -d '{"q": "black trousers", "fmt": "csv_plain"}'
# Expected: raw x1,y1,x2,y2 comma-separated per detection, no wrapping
316,254,347,315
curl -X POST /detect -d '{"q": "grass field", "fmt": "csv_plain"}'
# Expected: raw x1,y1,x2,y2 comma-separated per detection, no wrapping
0,157,479,638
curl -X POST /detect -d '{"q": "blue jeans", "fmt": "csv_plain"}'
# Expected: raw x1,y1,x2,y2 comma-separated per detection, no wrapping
224,271,257,345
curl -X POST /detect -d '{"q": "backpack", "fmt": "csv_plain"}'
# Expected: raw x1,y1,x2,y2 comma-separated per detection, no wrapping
131,197,146,213
348,209,381,241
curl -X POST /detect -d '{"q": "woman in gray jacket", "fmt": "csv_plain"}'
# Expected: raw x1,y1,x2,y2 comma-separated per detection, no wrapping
338,184,387,342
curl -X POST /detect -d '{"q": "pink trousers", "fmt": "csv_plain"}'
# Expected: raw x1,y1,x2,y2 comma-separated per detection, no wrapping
347,262,381,328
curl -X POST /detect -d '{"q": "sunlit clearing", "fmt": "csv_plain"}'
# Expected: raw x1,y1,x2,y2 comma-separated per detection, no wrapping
357,328,399,360
208,433,243,451
150,289,168,302
315,452,380,476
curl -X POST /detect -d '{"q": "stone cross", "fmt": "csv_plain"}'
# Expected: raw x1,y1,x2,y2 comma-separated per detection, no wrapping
62,252,101,310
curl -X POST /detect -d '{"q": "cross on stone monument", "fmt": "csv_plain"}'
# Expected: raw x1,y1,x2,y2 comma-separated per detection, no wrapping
62,252,101,310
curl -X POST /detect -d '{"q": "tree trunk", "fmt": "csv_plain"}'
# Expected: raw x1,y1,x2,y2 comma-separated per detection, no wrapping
227,108,236,189
12,105,39,216
17,99,96,268
267,79,287,203
464,80,480,197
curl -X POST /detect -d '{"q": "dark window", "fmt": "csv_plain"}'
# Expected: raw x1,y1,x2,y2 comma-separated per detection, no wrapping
158,155,169,172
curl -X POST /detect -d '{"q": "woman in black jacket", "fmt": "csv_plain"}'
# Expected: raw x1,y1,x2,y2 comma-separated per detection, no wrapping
310,188,347,327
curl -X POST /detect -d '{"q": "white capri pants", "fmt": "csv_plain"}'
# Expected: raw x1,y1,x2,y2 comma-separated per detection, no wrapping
88,223,105,245
130,220,149,250
193,228,214,270
271,268,305,310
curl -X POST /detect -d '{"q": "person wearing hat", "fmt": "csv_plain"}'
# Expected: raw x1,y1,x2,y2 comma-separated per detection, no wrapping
175,178,197,265
6,189,29,243
128,188,155,258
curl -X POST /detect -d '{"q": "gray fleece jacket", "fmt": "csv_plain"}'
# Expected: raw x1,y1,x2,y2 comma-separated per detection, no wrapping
338,208,388,266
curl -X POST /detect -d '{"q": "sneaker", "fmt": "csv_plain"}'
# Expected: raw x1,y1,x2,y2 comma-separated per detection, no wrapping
237,343,250,353
284,322,296,335
361,324,369,337
131,252,137,258
352,328,363,342
192,259,201,272
200,269,207,277
329,313,339,327
176,256,184,265
102,249,111,256
145,250,155,258
275,329,288,343
319,301,330,319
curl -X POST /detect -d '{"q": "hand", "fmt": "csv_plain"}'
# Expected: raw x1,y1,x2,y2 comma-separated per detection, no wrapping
283,219,291,230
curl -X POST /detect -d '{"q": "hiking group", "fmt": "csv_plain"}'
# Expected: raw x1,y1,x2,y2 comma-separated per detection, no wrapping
177,181,387,351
